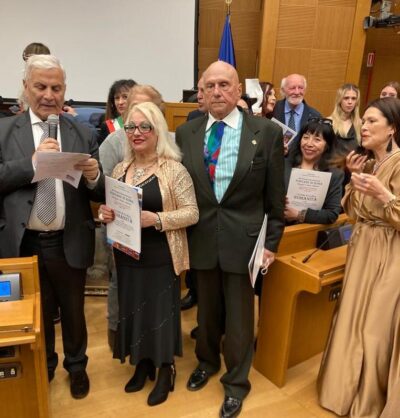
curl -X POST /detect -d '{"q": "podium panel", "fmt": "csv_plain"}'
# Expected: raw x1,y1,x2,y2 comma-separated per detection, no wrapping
0,257,49,418
253,216,349,387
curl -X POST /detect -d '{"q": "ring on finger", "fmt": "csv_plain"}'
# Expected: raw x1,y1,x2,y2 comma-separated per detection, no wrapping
99,212,104,221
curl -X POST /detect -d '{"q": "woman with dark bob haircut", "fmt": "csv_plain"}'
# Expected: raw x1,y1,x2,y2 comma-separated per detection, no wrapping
318,98,400,417
284,118,344,224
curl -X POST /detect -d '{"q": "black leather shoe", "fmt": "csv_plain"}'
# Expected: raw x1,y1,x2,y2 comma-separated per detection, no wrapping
125,359,156,393
187,368,210,391
219,396,242,418
70,370,90,399
147,363,176,406
181,291,197,311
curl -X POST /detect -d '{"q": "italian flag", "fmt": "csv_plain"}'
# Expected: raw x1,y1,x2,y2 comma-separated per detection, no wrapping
105,116,123,133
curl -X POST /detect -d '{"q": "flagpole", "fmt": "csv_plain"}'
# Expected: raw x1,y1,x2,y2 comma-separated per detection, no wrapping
225,0,232,16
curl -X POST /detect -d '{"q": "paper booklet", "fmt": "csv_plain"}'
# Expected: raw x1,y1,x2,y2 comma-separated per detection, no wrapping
248,215,268,287
271,117,297,148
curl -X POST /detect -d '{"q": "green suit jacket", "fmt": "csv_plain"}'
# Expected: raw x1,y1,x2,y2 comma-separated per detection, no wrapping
176,111,285,275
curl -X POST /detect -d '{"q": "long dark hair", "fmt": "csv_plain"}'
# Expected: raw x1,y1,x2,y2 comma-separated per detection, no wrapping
259,81,274,118
365,97,400,148
290,119,336,171
105,79,136,120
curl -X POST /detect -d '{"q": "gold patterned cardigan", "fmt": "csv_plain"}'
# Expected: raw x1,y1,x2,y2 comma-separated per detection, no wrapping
112,157,199,275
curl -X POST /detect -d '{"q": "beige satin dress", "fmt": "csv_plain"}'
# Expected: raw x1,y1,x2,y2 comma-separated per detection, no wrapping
318,150,400,418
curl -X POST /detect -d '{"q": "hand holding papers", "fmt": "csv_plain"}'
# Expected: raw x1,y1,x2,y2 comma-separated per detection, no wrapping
248,215,268,287
271,118,297,149
286,168,332,211
32,151,91,188
105,176,142,259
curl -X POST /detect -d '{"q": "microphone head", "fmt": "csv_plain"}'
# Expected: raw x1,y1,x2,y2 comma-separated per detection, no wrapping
47,114,59,125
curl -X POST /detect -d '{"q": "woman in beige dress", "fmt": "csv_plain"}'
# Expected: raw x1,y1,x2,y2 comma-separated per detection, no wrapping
318,97,400,418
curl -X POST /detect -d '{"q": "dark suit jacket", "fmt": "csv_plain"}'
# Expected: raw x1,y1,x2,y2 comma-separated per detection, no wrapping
284,161,344,224
273,99,321,129
186,109,206,121
176,111,285,275
0,112,104,269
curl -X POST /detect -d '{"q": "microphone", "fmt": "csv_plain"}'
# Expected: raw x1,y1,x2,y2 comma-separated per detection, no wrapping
302,221,348,263
47,114,59,140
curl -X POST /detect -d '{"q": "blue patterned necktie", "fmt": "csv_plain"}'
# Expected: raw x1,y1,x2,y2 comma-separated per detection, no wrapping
204,121,225,187
36,122,57,225
288,109,296,131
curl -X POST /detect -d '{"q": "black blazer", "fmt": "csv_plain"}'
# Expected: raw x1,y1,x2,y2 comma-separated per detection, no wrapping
176,111,286,274
284,160,344,225
0,112,104,268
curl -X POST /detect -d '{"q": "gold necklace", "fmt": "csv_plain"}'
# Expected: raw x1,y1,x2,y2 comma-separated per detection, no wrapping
130,160,157,184
372,150,400,174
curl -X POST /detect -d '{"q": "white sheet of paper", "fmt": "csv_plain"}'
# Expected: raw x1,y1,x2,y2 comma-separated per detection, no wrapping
105,176,142,257
248,215,268,288
245,78,263,114
31,151,90,188
271,117,297,147
286,168,332,211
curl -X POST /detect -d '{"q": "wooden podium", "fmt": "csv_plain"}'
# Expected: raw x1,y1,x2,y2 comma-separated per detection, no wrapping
253,216,349,387
0,257,49,418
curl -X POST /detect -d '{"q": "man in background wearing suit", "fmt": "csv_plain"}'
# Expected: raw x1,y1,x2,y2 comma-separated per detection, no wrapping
181,76,207,313
273,73,321,151
0,55,104,399
176,61,285,418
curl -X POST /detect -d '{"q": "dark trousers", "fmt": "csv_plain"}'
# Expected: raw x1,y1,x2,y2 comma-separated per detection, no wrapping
20,230,88,373
195,266,254,400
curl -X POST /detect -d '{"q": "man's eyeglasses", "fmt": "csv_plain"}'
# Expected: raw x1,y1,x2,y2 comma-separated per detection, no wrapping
308,117,333,126
124,122,153,134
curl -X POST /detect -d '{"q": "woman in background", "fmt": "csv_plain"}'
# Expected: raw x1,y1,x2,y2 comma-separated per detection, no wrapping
98,79,137,143
329,83,361,156
318,98,400,417
99,102,198,406
284,118,343,225
380,81,400,99
259,81,276,118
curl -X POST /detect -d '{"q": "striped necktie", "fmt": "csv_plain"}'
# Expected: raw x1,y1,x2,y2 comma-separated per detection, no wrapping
204,121,225,187
35,122,57,225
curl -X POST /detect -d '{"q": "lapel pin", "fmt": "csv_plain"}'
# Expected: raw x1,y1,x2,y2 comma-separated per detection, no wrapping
252,139,257,145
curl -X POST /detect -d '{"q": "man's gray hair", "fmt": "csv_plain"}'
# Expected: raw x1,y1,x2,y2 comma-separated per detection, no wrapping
24,54,66,82
280,74,307,97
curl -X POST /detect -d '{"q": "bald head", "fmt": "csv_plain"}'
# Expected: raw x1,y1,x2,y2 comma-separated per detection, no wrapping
281,73,307,108
197,76,207,112
203,61,242,119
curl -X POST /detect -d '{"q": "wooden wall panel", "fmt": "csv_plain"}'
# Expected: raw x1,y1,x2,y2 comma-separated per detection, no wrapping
313,6,355,50
197,0,262,84
308,50,348,90
276,6,317,48
257,0,371,116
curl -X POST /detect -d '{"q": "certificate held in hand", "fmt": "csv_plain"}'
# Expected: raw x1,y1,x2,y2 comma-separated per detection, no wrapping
105,176,142,259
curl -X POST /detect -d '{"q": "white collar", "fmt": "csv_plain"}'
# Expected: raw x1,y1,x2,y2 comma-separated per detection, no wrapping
206,107,241,131
29,108,44,125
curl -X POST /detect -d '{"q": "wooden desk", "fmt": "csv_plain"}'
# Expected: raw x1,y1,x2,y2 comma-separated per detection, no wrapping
253,216,349,387
164,102,198,132
0,257,49,418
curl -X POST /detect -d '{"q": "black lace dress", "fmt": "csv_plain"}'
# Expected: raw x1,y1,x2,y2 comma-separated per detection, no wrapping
113,174,182,367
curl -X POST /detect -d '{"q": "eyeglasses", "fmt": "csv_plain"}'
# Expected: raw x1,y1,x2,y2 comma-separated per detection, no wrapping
308,117,333,126
124,122,153,134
